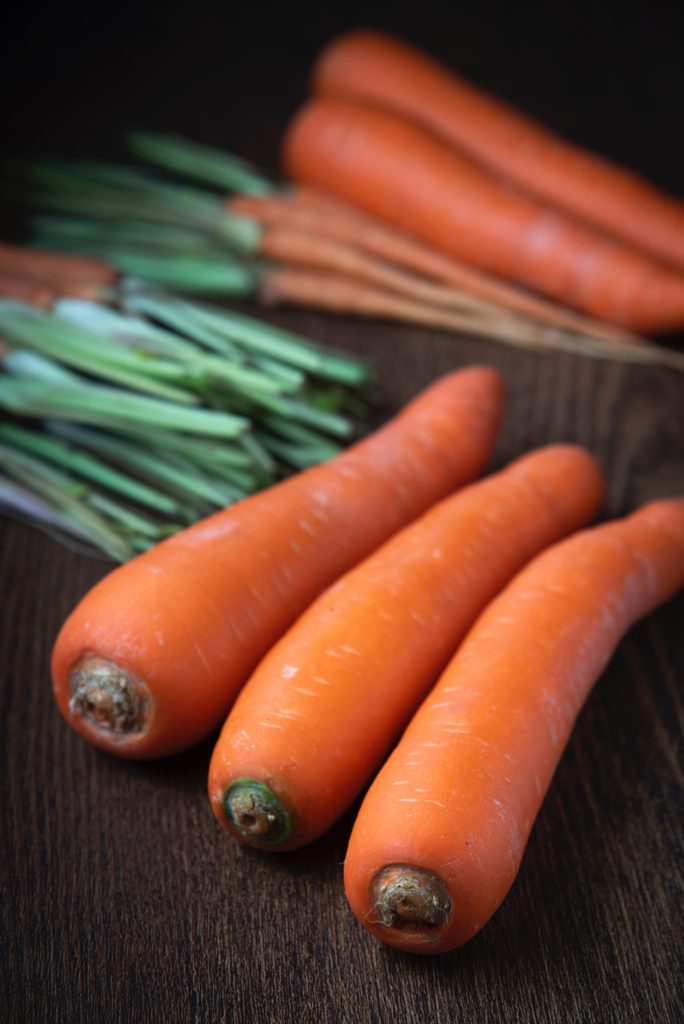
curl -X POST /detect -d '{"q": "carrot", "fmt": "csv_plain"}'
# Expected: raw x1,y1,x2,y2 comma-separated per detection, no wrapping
343,498,684,954
209,445,604,850
231,191,644,347
0,271,56,309
283,98,684,334
257,223,497,315
259,268,684,371
260,267,529,339
313,30,684,273
51,366,505,759
0,242,119,293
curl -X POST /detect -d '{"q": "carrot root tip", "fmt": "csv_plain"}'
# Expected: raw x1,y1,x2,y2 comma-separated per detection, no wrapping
223,778,292,845
68,656,150,736
370,865,451,937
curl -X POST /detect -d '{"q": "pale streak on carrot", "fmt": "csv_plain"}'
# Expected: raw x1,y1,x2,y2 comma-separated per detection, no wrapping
297,519,318,535
272,708,305,721
193,643,212,675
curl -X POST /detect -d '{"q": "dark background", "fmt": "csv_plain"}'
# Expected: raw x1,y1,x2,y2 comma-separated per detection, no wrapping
2,2,684,1022
3,1,684,191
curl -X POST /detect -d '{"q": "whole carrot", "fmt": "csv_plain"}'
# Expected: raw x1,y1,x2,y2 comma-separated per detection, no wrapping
344,498,684,954
51,366,505,759
313,30,684,272
209,445,604,850
283,98,684,334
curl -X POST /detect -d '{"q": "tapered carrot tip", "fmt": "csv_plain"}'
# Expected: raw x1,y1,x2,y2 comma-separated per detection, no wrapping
371,865,451,937
223,779,292,845
68,656,150,735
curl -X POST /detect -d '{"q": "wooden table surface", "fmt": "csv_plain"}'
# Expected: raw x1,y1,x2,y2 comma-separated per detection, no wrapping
2,4,684,1022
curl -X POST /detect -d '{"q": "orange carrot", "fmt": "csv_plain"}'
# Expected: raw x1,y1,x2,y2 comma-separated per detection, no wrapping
0,270,56,309
344,498,684,954
51,366,505,759
283,97,684,334
260,267,525,339
291,188,662,348
313,30,684,272
0,242,119,293
209,445,604,850
232,191,643,347
260,268,684,371
258,223,495,314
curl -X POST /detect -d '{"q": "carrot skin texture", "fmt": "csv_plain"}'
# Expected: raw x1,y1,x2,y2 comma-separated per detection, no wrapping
344,498,684,954
313,30,684,273
209,445,604,849
283,98,684,334
51,367,505,759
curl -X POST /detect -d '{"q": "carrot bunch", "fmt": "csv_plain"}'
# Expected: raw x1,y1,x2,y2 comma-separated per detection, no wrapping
48,344,684,954
282,30,684,337
22,32,684,956
15,130,684,370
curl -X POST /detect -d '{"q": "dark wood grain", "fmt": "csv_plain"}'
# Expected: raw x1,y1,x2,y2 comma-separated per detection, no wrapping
2,317,683,1024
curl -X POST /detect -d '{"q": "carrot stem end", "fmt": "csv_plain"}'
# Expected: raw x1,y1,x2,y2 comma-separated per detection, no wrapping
68,656,150,734
370,864,451,936
223,778,292,845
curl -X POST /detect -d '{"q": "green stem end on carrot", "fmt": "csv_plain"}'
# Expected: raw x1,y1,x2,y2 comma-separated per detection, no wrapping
223,778,292,845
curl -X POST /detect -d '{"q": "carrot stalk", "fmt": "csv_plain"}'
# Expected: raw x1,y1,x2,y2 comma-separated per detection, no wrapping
32,215,216,254
208,445,604,849
25,161,261,249
128,131,276,196
0,423,182,516
313,30,684,272
121,291,370,386
283,97,684,334
0,304,200,404
343,498,684,954
0,442,134,561
0,376,248,436
50,366,505,758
